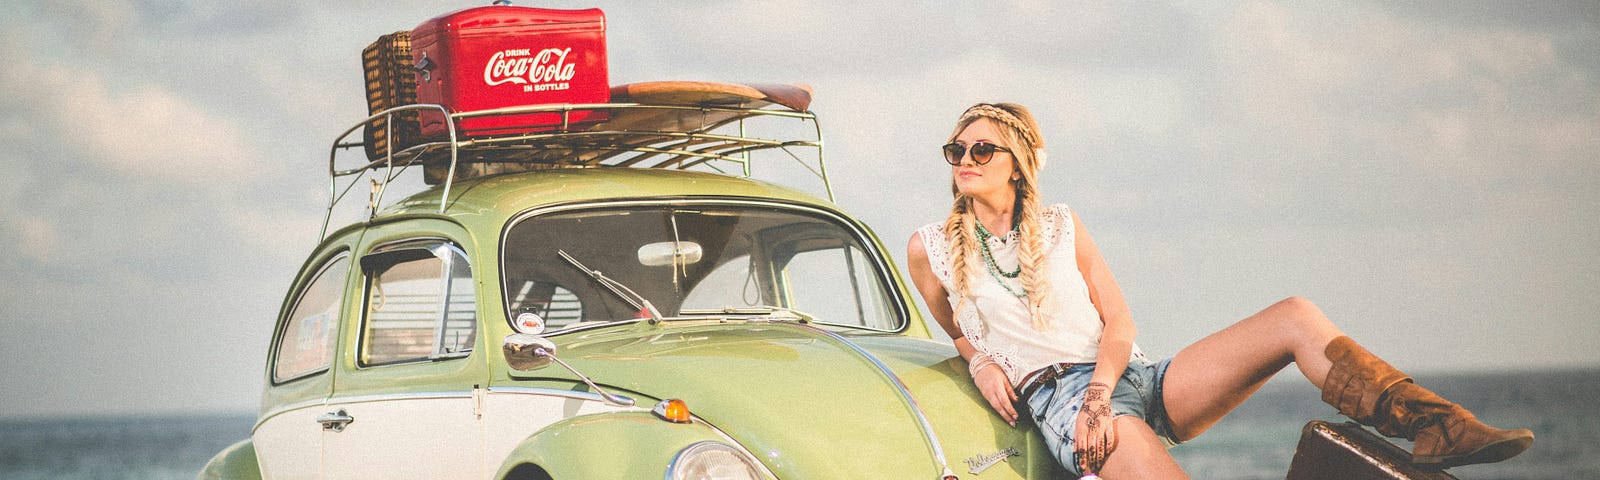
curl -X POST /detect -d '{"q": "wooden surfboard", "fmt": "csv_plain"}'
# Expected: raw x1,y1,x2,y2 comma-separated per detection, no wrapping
421,81,816,180
609,81,812,111
591,81,813,135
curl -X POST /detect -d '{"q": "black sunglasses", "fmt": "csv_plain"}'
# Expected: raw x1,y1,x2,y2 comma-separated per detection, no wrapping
942,141,1013,166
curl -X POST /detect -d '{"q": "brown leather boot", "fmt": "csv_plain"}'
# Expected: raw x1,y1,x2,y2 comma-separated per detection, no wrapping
1321,336,1535,468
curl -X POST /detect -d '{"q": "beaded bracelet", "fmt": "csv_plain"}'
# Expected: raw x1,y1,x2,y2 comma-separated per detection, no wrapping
968,354,996,378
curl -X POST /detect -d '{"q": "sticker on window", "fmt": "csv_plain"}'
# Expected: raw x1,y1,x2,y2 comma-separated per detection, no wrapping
515,312,546,335
297,311,333,356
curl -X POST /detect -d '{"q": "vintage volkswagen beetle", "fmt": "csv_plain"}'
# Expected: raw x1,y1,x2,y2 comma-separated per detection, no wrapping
199,81,1069,479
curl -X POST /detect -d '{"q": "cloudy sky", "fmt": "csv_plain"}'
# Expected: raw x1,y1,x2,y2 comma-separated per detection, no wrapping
2,1,1595,418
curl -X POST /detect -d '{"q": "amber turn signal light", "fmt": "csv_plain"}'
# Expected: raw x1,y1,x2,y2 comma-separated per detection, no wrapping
653,399,692,423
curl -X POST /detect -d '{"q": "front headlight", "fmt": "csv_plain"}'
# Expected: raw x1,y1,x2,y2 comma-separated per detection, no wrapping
666,441,767,480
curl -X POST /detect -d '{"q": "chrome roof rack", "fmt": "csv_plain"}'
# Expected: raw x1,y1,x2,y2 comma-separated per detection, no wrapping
322,90,828,240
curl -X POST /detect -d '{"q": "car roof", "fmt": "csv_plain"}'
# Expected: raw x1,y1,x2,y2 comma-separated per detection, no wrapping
375,167,834,225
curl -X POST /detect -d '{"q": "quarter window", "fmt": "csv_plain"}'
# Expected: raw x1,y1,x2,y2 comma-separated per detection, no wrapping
360,242,475,366
274,255,349,382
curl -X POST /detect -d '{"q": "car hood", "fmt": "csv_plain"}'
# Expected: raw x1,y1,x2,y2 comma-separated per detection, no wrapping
534,321,1056,479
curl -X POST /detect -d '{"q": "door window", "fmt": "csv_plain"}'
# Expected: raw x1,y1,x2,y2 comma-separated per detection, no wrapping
360,242,475,366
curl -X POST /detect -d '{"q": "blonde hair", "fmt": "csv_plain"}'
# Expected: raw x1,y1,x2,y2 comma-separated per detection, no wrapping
942,103,1052,330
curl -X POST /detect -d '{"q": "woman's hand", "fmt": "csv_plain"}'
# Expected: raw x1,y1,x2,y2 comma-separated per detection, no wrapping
972,362,1019,426
1074,382,1117,474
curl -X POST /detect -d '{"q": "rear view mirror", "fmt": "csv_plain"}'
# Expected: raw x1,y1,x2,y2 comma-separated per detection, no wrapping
638,241,703,267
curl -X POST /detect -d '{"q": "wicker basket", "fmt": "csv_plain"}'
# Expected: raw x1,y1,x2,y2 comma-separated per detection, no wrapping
362,31,420,160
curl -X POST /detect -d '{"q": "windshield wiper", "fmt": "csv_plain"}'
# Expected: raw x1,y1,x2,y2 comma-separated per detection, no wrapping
557,249,664,324
678,305,815,323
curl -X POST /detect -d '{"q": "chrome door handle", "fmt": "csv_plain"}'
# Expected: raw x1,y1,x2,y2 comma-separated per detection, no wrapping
316,409,354,432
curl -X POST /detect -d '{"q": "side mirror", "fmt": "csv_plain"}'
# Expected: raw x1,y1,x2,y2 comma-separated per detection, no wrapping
503,333,557,371
500,333,636,407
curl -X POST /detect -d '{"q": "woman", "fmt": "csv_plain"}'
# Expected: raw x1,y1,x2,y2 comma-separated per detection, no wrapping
906,103,1534,478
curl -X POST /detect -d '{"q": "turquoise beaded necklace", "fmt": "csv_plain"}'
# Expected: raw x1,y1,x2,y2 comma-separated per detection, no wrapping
974,221,1026,298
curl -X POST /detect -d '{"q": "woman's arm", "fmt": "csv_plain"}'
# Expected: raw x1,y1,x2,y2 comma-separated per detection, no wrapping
908,231,1019,425
1074,209,1136,390
1071,209,1137,472
908,231,960,340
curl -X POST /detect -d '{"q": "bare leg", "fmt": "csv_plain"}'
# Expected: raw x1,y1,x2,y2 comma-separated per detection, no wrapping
1160,296,1343,441
1098,416,1188,479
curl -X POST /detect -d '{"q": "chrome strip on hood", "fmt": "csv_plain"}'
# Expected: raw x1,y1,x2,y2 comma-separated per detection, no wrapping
774,322,958,480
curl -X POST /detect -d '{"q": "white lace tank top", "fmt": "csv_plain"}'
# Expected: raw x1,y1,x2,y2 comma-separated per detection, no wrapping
918,204,1135,387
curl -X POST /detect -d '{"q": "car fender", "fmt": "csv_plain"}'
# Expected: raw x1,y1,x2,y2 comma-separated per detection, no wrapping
493,411,748,480
196,439,261,480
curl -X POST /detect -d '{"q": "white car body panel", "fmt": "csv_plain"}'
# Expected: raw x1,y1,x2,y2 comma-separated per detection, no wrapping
320,395,482,479
253,403,324,480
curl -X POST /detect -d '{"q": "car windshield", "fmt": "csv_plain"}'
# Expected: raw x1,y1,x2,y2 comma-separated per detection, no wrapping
502,203,903,334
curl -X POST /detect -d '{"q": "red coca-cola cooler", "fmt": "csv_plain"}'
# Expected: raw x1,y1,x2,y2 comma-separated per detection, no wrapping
410,4,609,138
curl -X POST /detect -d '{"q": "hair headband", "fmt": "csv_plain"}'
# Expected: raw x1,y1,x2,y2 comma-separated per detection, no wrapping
959,104,1046,169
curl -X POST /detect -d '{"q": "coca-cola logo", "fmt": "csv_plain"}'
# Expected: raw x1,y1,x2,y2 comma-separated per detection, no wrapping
484,48,576,92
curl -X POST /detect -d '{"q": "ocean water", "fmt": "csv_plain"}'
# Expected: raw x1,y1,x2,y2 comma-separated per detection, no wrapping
1,369,1594,479
0,412,254,480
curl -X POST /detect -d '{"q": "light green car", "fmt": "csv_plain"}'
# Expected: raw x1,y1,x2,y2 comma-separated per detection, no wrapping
199,82,1068,480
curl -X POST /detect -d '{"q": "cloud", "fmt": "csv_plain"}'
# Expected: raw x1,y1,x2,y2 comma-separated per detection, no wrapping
35,1,137,52
1148,1,1598,231
0,40,260,185
223,203,324,255
15,216,58,263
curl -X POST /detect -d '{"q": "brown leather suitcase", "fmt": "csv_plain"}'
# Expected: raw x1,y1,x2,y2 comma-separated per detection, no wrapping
1287,421,1459,480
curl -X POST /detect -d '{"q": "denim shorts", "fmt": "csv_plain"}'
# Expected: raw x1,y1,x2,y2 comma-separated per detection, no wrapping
1021,357,1179,476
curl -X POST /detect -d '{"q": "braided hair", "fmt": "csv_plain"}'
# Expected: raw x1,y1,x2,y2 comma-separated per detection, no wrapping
942,103,1053,330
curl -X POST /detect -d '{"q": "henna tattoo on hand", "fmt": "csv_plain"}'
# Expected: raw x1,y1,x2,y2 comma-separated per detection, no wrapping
1084,403,1113,430
1083,383,1112,431
1085,385,1107,403
1077,382,1117,472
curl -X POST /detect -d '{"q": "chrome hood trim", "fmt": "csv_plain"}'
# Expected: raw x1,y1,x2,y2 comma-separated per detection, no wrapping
769,322,957,480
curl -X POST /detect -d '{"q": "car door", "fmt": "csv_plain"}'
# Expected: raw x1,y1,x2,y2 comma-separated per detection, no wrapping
320,229,488,479
254,243,357,480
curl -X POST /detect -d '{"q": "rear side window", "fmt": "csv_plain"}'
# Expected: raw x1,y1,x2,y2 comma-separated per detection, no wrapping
360,242,475,366
274,255,350,383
